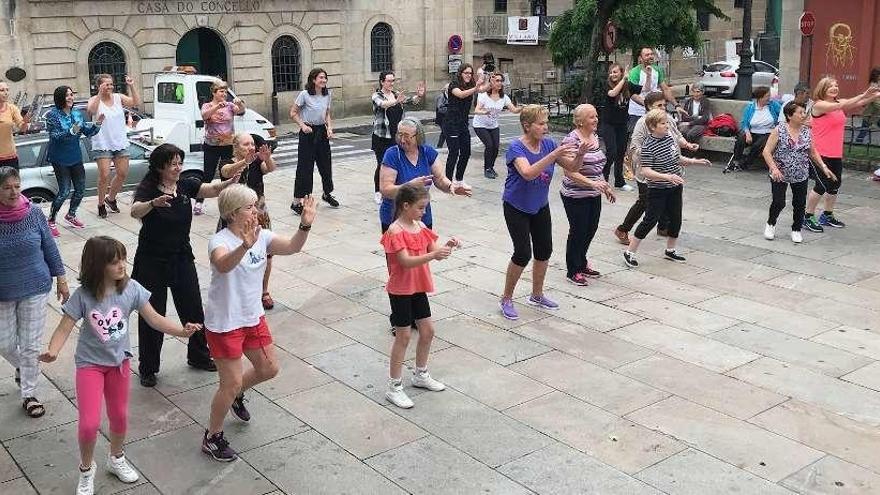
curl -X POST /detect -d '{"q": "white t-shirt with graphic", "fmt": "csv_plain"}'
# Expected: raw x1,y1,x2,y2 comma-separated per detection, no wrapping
62,280,151,368
472,93,512,129
205,228,276,333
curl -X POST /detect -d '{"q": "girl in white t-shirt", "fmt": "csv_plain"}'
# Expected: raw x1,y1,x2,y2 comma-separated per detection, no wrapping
473,72,520,179
201,185,317,462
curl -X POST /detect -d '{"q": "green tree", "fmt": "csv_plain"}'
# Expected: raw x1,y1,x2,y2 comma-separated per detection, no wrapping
549,0,727,103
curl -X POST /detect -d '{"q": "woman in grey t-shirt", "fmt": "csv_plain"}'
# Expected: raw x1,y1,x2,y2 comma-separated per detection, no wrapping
289,67,336,214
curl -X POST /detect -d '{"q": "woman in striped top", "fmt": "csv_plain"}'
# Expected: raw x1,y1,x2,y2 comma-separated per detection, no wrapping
623,109,710,268
557,104,616,286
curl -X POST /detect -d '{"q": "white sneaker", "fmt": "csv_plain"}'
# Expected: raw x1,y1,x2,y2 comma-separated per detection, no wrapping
412,370,446,391
77,462,96,495
385,380,414,408
457,180,471,191
791,230,803,244
106,452,139,483
374,192,382,205
620,184,635,192
764,223,776,240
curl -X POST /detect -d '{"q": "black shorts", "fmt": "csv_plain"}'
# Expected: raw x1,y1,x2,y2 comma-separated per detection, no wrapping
389,293,431,328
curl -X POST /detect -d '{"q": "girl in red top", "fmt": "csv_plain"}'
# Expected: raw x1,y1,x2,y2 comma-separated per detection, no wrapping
380,184,459,409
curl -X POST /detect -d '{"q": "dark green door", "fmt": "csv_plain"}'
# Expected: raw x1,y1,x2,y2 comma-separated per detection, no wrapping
176,28,228,81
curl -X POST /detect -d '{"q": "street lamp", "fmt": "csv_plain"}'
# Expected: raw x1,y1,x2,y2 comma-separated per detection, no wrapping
733,0,754,100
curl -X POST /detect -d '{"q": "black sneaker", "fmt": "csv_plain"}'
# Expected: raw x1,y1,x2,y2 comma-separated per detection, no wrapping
623,251,639,268
98,204,108,219
139,372,157,388
819,212,846,228
322,193,340,208
291,202,304,216
665,249,687,262
484,168,498,179
105,198,120,213
231,393,251,422
188,359,217,372
803,216,824,233
202,430,237,462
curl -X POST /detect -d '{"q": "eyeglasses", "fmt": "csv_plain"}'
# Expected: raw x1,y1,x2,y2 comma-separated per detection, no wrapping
398,132,417,139
462,71,473,75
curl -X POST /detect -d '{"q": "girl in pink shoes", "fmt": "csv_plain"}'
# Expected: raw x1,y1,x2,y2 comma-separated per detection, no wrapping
39,236,198,495
381,184,458,408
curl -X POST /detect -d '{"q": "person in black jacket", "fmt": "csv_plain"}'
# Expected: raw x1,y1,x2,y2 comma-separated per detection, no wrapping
677,83,713,144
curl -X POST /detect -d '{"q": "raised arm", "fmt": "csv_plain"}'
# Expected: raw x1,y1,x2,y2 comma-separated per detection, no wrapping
119,75,140,108
269,196,316,255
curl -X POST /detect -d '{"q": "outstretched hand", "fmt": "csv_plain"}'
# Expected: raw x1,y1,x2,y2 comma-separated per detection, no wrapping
241,217,261,249
300,195,318,226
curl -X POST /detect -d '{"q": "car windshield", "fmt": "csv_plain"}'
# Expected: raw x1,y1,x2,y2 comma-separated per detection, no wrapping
706,64,732,72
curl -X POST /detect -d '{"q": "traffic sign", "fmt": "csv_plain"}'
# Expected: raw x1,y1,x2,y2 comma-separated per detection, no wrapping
799,11,816,37
448,35,463,54
602,21,617,54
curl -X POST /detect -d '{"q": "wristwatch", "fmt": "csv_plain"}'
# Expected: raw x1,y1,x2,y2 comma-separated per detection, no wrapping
299,223,312,232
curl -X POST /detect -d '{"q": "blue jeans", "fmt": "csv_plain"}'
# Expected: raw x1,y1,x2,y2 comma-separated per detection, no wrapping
49,162,85,221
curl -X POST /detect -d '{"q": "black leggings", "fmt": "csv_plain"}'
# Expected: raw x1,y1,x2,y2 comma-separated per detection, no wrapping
503,202,552,267
812,156,843,195
634,186,683,240
561,194,601,278
618,182,669,233
474,127,500,172
444,119,471,181
132,253,211,374
600,123,628,187
199,144,232,204
372,134,395,192
769,179,808,231
294,124,333,198
732,131,770,169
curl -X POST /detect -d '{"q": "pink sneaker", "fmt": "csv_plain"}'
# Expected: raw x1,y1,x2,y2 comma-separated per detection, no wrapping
64,214,85,228
193,203,204,216
47,221,60,238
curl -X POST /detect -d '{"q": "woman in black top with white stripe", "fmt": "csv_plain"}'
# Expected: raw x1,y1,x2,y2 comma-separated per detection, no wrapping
443,64,489,187
623,109,710,268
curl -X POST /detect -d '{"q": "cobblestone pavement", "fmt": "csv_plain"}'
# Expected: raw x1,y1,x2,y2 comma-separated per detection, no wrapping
3,152,880,494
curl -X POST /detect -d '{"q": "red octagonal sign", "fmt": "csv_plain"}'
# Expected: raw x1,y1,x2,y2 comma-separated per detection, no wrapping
799,11,816,37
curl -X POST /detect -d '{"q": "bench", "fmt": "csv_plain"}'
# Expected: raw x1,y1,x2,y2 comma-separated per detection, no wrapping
695,98,748,154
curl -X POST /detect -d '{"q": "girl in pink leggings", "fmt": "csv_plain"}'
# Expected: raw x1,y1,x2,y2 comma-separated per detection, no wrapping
39,236,199,495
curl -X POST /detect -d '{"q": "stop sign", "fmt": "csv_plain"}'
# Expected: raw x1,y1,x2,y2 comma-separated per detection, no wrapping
799,11,816,37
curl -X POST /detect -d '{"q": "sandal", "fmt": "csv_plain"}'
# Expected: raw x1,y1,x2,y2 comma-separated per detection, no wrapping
22,397,45,418
261,292,274,310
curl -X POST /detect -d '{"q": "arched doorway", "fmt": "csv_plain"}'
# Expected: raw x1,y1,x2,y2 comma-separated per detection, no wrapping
176,28,228,81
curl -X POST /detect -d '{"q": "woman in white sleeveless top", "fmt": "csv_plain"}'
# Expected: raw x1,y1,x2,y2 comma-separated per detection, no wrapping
87,74,140,218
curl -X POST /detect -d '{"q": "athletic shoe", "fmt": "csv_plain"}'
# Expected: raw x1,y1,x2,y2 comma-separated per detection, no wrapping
104,198,120,213
763,223,776,240
791,230,803,243
819,212,845,228
583,262,601,278
64,214,85,228
98,204,108,219
619,184,635,192
457,180,472,191
192,203,204,216
500,297,519,320
374,192,382,205
77,461,96,495
623,251,639,268
322,193,340,208
665,249,687,262
106,452,139,483
291,202,304,216
47,221,60,238
385,380,414,408
202,430,237,462
412,370,446,391
612,228,630,245
803,216,824,233
139,372,157,387
567,273,589,286
484,168,498,179
231,393,251,422
527,294,559,310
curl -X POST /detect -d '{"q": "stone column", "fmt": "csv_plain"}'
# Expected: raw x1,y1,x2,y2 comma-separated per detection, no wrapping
778,0,805,94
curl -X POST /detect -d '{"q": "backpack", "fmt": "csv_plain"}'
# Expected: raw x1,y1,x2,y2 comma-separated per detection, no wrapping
435,88,448,117
705,113,738,137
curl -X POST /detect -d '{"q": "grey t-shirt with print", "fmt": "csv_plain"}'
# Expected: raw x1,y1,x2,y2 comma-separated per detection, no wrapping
62,280,151,368
294,90,331,125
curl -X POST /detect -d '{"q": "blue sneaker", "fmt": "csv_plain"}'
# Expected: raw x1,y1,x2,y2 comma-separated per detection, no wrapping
803,216,824,233
500,298,519,320
819,212,845,228
527,294,559,310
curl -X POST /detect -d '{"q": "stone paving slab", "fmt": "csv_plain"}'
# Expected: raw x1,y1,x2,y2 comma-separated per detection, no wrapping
781,456,880,495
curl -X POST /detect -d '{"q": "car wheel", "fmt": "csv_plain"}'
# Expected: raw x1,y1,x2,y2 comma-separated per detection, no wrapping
23,189,55,215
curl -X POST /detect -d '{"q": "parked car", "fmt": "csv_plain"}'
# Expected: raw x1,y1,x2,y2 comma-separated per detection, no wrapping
698,59,779,97
26,99,151,134
14,132,203,205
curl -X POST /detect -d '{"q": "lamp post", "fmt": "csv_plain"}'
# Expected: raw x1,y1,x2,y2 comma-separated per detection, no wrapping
733,0,754,100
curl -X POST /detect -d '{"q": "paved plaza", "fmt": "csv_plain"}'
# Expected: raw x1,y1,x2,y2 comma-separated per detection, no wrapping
3,139,880,494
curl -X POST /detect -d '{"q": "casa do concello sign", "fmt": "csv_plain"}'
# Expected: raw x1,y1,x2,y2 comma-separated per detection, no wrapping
135,0,263,14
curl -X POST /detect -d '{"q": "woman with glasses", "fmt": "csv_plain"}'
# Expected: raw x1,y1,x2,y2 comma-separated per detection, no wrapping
443,64,489,188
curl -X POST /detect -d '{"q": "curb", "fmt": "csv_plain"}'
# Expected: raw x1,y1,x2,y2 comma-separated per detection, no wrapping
276,117,438,142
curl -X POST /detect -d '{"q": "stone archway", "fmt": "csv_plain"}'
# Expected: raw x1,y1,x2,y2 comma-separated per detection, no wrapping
176,27,228,81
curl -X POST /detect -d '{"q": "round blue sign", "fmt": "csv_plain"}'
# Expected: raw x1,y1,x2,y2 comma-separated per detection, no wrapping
448,35,463,54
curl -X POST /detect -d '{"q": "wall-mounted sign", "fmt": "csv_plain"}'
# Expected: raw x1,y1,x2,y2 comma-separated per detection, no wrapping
507,16,539,45
134,0,262,15
448,35,463,54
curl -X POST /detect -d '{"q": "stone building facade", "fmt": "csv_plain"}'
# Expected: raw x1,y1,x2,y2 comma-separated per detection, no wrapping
0,0,471,120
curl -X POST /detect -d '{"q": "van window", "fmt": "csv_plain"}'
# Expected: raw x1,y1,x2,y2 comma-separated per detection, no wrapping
16,141,44,169
157,82,185,104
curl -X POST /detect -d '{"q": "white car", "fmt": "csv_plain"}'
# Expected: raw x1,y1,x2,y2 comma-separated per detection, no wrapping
698,59,779,97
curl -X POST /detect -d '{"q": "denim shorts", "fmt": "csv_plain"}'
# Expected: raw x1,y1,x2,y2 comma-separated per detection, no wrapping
92,148,130,160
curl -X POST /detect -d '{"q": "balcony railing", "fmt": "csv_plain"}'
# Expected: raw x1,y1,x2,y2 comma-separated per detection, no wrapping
473,15,558,42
